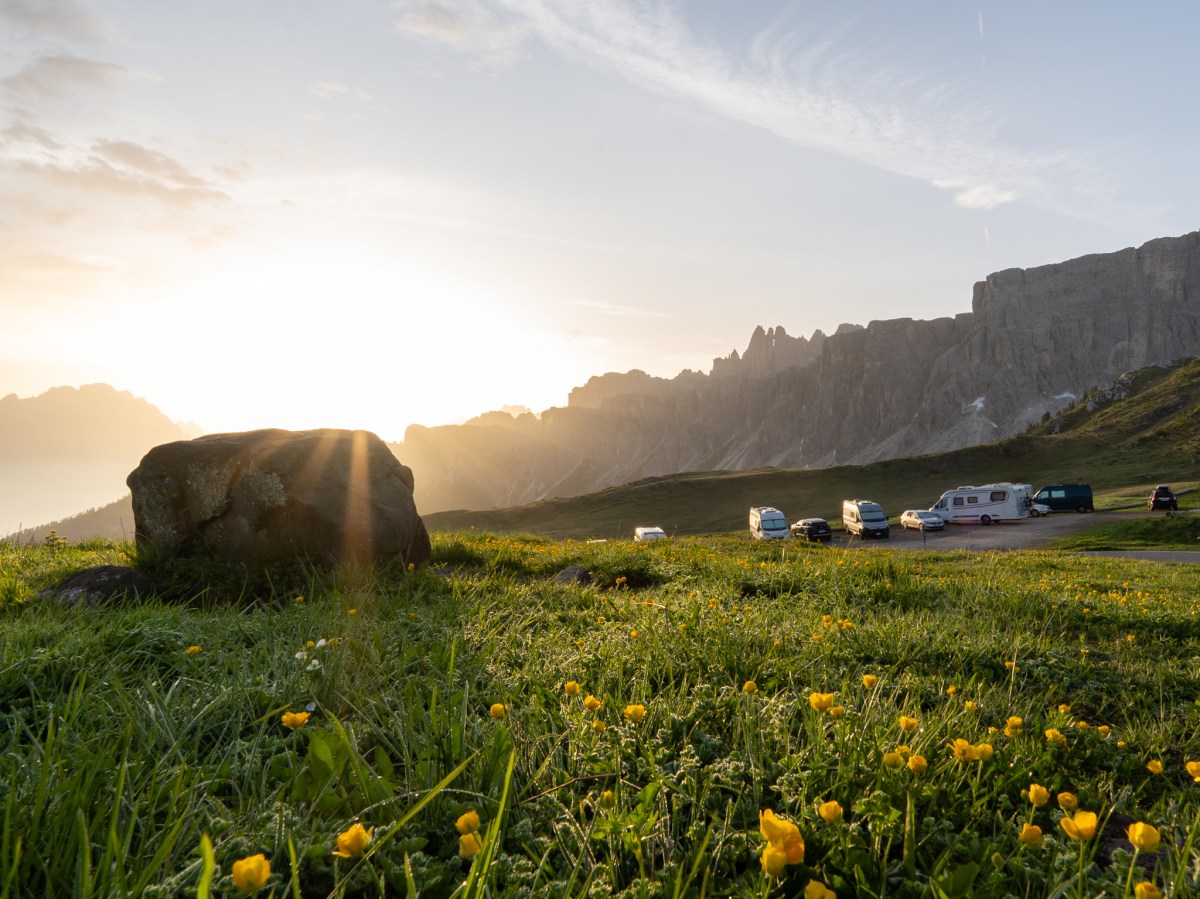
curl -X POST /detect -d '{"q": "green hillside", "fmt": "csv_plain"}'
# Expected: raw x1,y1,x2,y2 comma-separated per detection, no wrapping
425,357,1200,539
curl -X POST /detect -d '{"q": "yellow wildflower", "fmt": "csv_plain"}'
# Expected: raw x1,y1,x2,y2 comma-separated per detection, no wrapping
1098,725,1111,736
946,685,957,696
742,680,758,695
808,692,835,712
232,853,270,892
459,832,483,859
564,680,580,696
805,880,836,899
1135,882,1163,899
623,704,646,723
599,789,616,809
489,703,507,720
1186,760,1200,781
591,718,607,732
829,705,845,719
584,695,603,711
758,809,805,877
907,754,928,774
862,673,878,688
1127,822,1161,853
818,800,842,823
1057,792,1078,811
185,645,202,656
1059,811,1098,841
1147,759,1163,775
1045,728,1067,746
898,715,919,733
281,711,310,730
1058,703,1072,714
1028,784,1050,807
455,810,480,834
964,700,980,712
332,822,373,857
1018,824,1043,847
1004,716,1023,737
882,750,904,770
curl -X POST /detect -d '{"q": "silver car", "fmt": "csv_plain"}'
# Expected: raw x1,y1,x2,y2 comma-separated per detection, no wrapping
900,509,945,531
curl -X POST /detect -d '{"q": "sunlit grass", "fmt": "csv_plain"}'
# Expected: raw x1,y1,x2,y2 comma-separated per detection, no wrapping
1,534,1199,897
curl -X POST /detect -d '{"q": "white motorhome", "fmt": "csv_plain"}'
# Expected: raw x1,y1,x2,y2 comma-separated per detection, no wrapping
749,506,789,539
929,482,1032,525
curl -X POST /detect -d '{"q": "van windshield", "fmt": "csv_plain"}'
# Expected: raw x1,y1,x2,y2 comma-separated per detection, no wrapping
862,511,887,522
763,517,787,529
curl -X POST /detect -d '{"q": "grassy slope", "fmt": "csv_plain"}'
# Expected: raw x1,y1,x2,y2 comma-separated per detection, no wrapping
3,535,1200,897
425,359,1200,539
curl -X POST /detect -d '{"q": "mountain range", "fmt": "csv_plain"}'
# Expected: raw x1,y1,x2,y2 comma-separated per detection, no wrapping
400,230,1200,513
0,385,189,538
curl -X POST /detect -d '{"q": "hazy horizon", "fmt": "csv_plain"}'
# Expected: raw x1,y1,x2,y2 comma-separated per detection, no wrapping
4,2,1198,441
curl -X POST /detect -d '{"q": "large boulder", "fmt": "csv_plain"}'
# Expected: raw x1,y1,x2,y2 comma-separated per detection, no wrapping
127,428,431,569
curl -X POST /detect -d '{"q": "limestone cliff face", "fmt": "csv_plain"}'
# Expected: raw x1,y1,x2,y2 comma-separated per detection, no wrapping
401,231,1200,513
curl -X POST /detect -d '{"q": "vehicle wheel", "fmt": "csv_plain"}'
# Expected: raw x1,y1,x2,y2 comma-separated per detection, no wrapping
1030,509,1040,517
980,515,992,525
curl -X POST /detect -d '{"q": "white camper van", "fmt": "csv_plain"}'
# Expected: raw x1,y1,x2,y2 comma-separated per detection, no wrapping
749,507,789,539
929,483,1032,525
842,500,890,538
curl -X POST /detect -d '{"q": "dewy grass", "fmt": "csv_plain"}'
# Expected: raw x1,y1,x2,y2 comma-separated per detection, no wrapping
1,533,1200,896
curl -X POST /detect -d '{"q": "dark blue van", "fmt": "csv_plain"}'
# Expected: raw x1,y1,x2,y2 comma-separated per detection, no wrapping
1033,484,1094,513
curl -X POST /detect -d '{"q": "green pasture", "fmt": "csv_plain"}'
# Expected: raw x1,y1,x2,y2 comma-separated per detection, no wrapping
2,534,1200,897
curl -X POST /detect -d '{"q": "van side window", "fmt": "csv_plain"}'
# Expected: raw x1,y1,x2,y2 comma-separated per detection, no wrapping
967,496,978,504
1051,489,1065,499
990,491,1006,501
953,497,964,506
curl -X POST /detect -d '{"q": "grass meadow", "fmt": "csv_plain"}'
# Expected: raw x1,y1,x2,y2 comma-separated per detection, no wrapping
2,533,1200,898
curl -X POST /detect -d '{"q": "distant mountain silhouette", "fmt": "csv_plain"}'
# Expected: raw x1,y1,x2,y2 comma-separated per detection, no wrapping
0,384,188,538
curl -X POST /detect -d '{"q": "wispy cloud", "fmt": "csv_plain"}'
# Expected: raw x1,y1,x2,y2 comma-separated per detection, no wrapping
569,298,671,319
0,0,118,44
392,1,531,70
397,1,1106,219
8,141,229,210
1,53,151,106
311,81,371,103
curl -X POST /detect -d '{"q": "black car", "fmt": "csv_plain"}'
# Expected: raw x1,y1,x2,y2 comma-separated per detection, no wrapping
1148,485,1178,511
791,518,833,543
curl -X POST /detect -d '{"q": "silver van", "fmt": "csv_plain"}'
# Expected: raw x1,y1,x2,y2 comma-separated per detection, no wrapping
749,507,789,539
842,499,890,538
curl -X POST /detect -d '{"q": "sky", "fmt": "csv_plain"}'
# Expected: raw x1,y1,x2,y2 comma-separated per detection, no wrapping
2,1,1198,443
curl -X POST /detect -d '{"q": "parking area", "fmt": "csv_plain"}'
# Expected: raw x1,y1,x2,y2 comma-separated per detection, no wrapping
835,510,1163,552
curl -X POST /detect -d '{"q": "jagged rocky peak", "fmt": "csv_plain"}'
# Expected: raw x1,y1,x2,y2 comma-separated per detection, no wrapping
711,324,834,378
